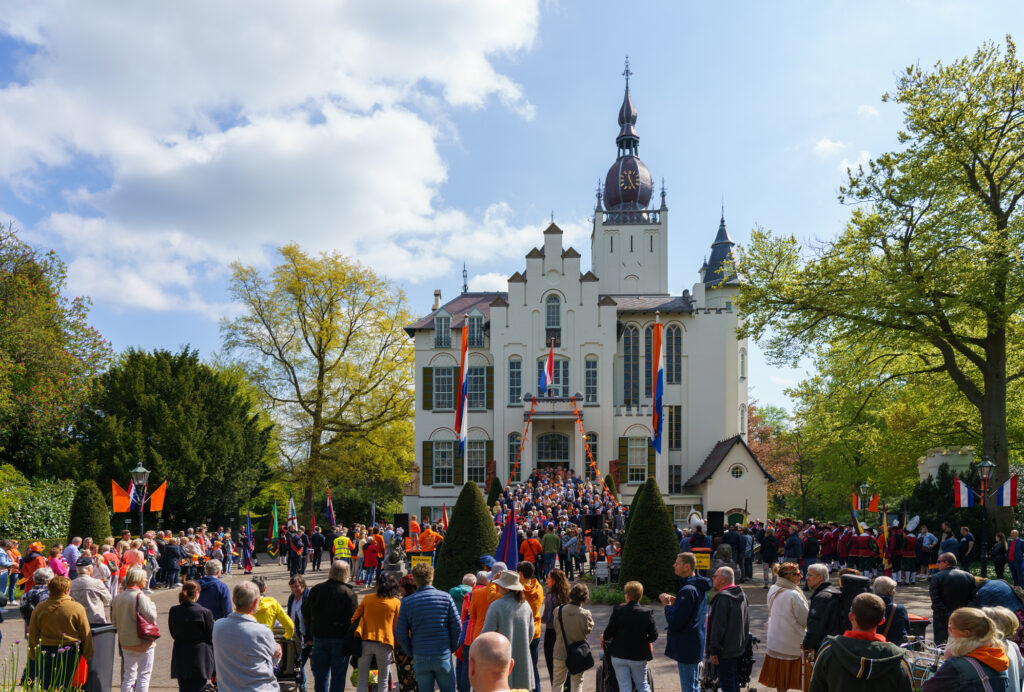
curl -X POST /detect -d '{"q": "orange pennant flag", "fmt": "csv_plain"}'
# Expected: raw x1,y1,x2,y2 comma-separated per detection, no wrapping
111,480,131,513
149,481,168,512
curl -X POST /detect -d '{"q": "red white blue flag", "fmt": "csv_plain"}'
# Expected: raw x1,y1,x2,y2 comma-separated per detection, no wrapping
129,481,145,512
326,484,337,529
995,475,1018,507
455,324,469,456
650,322,665,454
541,342,555,396
954,478,977,507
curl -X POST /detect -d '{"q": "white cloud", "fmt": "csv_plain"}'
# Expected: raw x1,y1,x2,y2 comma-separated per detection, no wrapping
857,104,880,118
0,0,541,315
468,272,510,292
839,151,871,173
768,374,797,387
814,138,848,156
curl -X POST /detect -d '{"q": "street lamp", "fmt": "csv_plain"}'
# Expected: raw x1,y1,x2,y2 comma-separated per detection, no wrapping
978,456,996,576
130,464,150,536
859,483,871,512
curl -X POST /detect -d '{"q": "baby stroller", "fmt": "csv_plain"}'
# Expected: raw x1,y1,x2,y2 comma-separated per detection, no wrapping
698,634,760,692
595,639,654,692
273,630,305,692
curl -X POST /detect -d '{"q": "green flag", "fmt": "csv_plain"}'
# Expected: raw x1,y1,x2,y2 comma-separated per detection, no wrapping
271,501,279,540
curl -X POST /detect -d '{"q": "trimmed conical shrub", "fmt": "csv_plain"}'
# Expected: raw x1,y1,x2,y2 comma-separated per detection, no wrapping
618,477,678,597
67,480,112,544
622,481,645,536
486,476,504,507
435,481,499,591
604,474,619,501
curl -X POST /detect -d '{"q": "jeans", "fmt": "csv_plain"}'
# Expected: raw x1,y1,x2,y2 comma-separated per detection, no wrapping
413,654,455,692
611,656,650,692
717,657,740,692
312,637,350,692
542,553,556,578
456,653,470,692
530,637,541,692
676,662,700,692
1012,562,1023,587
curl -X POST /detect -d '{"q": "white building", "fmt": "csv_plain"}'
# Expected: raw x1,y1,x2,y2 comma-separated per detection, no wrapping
403,74,771,526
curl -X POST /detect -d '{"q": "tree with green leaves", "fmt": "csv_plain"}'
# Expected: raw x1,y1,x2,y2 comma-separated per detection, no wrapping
0,224,112,477
434,481,497,592
67,480,111,543
486,476,503,507
72,348,273,526
736,38,1024,529
619,478,678,596
222,244,414,516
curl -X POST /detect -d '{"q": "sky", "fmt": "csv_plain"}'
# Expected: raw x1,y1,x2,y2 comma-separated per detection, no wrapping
0,1,1020,413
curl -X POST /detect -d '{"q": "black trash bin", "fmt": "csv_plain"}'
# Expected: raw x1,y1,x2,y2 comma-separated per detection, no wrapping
87,624,117,692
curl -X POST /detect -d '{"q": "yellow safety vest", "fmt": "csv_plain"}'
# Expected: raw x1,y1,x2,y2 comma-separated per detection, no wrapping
334,536,351,559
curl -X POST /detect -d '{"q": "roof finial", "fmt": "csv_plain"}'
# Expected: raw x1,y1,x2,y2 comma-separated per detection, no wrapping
660,178,667,209
462,263,468,294
721,194,725,222
622,55,631,86
551,209,555,224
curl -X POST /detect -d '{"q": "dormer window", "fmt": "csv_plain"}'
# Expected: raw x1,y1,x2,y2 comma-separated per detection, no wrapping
545,295,561,347
434,314,451,348
467,315,484,348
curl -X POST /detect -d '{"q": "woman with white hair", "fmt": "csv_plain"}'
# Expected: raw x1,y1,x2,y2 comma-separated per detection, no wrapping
982,606,1023,692
758,563,808,692
111,567,159,692
871,576,910,644
922,608,1009,692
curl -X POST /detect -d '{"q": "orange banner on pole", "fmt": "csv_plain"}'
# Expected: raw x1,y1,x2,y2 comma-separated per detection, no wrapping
111,480,131,513
148,481,168,512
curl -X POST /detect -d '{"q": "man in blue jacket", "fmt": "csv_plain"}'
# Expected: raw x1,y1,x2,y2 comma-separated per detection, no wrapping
1008,530,1024,586
396,562,462,692
196,558,232,620
659,552,712,692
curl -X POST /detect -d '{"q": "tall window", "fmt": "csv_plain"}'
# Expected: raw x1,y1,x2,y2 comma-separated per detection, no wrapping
467,440,486,483
434,315,451,348
433,367,454,410
668,465,682,494
644,326,653,398
666,325,682,384
669,405,682,450
623,327,639,407
584,358,599,404
537,433,569,465
627,437,647,483
508,433,521,482
508,358,522,404
740,404,747,435
467,315,484,348
739,348,747,380
467,366,486,409
536,359,569,398
545,295,561,347
585,433,598,479
433,441,454,485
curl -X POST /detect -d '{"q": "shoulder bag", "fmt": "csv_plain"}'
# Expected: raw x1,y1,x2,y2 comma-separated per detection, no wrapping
344,616,363,658
558,605,594,674
135,592,161,641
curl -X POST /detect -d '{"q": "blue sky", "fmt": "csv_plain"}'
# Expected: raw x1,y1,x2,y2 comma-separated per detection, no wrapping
0,1,1019,412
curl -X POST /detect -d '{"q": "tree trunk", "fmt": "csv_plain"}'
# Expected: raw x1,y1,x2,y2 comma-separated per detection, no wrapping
982,328,1012,532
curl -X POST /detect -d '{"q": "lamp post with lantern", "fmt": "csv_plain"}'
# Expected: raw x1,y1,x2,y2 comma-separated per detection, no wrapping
859,483,871,520
130,464,151,536
977,456,996,576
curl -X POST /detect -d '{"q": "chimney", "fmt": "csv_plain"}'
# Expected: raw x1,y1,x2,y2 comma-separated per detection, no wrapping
432,289,442,310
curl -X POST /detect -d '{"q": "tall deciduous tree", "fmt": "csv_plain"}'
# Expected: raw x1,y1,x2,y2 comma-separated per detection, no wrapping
737,39,1024,528
0,224,111,476
222,244,415,515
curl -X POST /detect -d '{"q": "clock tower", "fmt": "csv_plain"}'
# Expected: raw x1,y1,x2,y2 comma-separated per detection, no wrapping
590,60,669,296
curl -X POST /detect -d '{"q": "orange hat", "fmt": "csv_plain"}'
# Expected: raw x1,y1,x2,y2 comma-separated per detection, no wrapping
29,541,44,552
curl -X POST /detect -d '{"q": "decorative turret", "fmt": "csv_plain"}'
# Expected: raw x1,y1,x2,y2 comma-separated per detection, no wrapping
705,213,738,287
603,57,653,211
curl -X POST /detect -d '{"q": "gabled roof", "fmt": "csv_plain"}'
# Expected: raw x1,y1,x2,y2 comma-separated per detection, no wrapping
684,435,773,487
597,295,618,306
525,248,544,259
612,295,695,313
508,271,525,283
405,292,507,336
543,223,563,235
561,247,581,259
580,271,599,282
489,296,509,307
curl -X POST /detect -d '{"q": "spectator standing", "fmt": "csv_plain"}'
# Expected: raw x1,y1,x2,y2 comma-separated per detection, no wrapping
111,567,159,692
48,544,69,577
481,570,535,692
706,566,749,692
162,538,184,588
168,580,215,692
802,563,842,654
760,528,780,588
551,583,594,692
251,575,295,638
311,527,326,572
287,575,312,691
922,607,1009,692
983,607,1023,692
20,567,54,634
64,537,82,580
542,569,571,689
959,526,977,573
990,533,1009,582
468,632,516,692
517,562,544,692
27,574,93,689
394,575,420,692
395,562,462,692
872,577,910,645
808,593,913,692
783,526,802,565
213,580,282,692
1008,530,1024,587
929,553,977,645
69,556,111,625
303,560,359,692
196,559,231,620
352,572,402,692
541,526,561,579
759,563,808,692
741,530,754,583
603,580,658,692
660,552,712,692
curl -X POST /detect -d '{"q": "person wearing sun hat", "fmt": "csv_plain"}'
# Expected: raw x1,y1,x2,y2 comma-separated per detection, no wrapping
19,542,48,587
481,570,535,692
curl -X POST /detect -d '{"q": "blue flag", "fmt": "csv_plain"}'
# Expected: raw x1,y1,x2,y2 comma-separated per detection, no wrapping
494,507,518,570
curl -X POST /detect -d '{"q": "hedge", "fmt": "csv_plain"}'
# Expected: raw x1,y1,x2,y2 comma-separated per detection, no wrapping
618,477,678,597
67,480,112,544
434,482,498,592
0,479,76,539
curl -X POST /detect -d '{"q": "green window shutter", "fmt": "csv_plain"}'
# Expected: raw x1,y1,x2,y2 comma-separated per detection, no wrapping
455,449,464,485
485,366,494,409
422,441,433,486
423,368,434,411
618,437,628,484
647,441,656,481
485,440,494,464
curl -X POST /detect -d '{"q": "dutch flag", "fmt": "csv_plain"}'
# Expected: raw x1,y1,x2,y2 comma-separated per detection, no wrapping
954,478,977,508
455,324,469,456
540,343,555,396
650,322,665,454
995,475,1018,507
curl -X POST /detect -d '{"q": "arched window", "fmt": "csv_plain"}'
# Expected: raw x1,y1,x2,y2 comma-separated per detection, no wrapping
508,357,522,404
584,358,599,403
545,295,561,346
644,326,653,398
666,325,681,384
623,326,639,407
536,433,569,466
739,404,747,435
508,432,522,482
739,348,747,380
585,433,598,479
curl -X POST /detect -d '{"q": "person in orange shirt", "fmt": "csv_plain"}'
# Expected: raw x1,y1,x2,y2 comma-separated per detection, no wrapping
409,517,421,551
471,562,504,640
520,531,543,572
372,527,386,560
418,524,444,565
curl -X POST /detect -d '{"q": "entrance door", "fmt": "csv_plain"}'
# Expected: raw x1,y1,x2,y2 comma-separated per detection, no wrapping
535,433,570,470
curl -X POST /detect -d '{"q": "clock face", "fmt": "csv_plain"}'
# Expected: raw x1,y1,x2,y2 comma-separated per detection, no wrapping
620,169,638,190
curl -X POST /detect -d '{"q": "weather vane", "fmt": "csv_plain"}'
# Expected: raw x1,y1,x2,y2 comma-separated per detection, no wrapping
622,55,632,85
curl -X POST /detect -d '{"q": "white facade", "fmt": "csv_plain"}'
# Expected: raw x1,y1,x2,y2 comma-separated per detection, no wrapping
402,81,771,524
